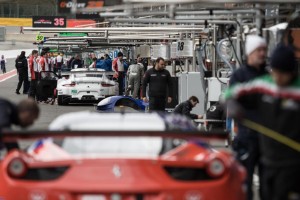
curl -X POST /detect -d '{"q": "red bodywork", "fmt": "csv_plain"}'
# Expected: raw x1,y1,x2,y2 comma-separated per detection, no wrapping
0,142,246,200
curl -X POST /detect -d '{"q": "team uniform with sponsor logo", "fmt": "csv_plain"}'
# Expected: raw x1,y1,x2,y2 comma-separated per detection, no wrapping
126,63,144,99
173,100,198,120
225,75,300,200
142,68,173,111
28,55,40,101
112,58,125,95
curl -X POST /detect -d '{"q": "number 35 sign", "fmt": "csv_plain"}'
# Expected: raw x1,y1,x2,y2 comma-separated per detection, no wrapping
32,16,66,28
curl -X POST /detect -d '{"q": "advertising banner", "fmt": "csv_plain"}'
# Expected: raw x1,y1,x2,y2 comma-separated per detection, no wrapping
32,16,67,28
58,0,104,13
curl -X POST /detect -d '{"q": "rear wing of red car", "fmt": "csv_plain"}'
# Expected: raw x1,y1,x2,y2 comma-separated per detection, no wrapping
1,130,229,142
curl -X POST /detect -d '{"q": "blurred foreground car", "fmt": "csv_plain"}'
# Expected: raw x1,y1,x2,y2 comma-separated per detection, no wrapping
56,68,117,105
0,112,246,200
96,96,148,112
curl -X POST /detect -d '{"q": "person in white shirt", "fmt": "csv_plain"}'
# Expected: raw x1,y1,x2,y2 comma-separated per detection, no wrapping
55,53,63,73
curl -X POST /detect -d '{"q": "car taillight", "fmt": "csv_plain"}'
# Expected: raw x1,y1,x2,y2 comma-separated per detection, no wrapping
7,157,28,178
63,82,76,87
206,158,226,178
101,82,114,87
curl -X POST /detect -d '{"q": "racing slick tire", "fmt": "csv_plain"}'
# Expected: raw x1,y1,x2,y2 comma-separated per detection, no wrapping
58,95,70,105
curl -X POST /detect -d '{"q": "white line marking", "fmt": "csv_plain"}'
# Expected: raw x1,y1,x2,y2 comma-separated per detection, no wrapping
0,69,17,82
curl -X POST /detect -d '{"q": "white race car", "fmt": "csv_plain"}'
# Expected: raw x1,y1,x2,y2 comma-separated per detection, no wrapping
56,68,118,105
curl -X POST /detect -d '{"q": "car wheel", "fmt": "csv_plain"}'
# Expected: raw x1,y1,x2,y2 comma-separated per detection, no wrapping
57,95,69,105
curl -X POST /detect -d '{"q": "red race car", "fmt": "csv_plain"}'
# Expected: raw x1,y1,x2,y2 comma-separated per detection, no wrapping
0,112,246,200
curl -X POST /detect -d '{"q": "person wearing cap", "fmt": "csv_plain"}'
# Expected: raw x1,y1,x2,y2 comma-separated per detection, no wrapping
229,35,267,200
225,43,300,200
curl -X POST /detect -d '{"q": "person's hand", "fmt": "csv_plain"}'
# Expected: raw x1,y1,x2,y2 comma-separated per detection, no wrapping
113,72,119,78
28,77,31,82
167,97,172,103
142,97,148,103
197,115,203,119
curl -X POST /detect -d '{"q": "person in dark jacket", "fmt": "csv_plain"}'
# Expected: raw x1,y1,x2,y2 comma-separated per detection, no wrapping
67,56,75,69
174,96,202,119
15,51,29,94
206,99,226,130
229,35,267,200
71,54,83,69
225,44,300,200
142,57,172,111
0,98,39,151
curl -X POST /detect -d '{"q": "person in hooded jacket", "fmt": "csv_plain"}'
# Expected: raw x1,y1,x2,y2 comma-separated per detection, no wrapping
228,35,268,200
225,43,300,200
15,51,29,94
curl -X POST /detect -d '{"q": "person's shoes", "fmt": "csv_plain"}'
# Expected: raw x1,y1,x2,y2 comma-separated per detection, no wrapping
50,99,55,105
15,91,20,95
23,92,28,95
45,99,51,104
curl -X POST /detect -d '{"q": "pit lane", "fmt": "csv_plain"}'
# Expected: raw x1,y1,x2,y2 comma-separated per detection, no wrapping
0,43,260,200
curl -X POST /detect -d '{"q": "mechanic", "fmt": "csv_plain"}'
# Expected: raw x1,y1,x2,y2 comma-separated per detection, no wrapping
67,56,75,70
55,52,63,73
229,35,267,200
38,51,47,72
15,51,29,95
28,50,40,101
112,52,125,95
142,57,173,111
71,54,83,69
45,52,51,71
38,51,48,71
173,96,203,120
225,44,300,200
136,54,145,95
205,95,226,130
125,55,144,99
96,54,112,71
88,57,97,68
0,98,39,152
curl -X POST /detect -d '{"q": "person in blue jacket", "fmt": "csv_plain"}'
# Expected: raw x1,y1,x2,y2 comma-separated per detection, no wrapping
96,54,112,71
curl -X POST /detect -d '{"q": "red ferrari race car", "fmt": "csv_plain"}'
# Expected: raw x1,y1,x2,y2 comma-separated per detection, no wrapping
0,112,246,200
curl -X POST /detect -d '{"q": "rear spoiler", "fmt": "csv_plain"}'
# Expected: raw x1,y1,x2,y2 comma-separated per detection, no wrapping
61,70,115,76
1,130,229,142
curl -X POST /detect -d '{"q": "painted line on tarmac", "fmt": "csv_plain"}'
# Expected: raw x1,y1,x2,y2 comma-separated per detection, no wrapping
0,69,17,82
